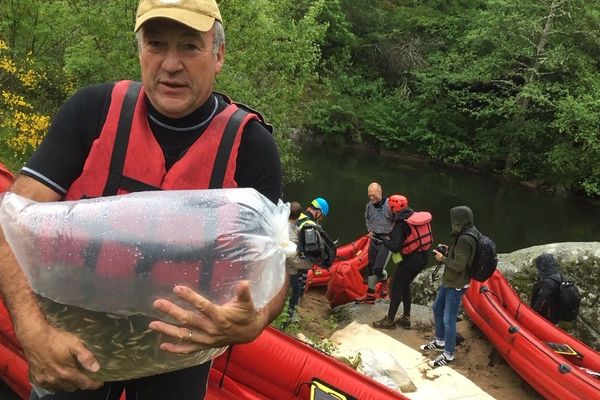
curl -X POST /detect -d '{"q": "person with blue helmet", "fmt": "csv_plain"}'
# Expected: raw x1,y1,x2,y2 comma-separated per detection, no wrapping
285,197,335,325
310,197,329,218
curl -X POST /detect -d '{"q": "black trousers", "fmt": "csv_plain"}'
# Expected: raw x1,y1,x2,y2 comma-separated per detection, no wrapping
31,362,211,400
387,251,428,320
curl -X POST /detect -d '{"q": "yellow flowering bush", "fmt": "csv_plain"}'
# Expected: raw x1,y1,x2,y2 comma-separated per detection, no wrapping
0,40,50,155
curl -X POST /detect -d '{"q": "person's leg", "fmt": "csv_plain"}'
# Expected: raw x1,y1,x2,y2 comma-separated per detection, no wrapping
387,263,409,320
430,287,465,367
366,240,378,290
298,268,308,299
420,286,446,351
401,254,428,318
287,272,301,315
442,288,465,356
357,242,379,303
372,244,390,283
126,362,211,400
373,264,403,329
433,286,447,342
30,383,125,400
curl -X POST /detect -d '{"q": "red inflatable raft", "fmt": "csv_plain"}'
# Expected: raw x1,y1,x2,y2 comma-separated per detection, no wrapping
305,234,370,289
304,234,388,308
463,270,600,400
0,162,13,192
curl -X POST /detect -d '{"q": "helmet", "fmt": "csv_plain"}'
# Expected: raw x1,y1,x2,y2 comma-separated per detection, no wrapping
310,197,329,217
388,194,408,213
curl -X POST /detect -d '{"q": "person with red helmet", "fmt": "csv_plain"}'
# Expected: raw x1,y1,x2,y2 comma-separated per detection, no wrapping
372,194,432,329
356,183,394,304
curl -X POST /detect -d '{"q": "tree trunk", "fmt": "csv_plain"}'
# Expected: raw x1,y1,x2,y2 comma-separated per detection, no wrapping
504,0,565,173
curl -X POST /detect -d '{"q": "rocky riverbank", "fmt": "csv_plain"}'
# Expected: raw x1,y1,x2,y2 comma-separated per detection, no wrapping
292,242,600,399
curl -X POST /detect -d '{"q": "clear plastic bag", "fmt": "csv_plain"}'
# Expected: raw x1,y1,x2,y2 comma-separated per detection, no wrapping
0,188,290,380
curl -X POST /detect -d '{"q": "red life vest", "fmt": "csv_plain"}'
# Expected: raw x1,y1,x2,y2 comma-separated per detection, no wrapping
401,211,433,255
44,80,261,291
65,80,258,200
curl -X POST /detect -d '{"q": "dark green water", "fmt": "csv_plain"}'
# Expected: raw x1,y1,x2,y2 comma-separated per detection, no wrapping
283,145,600,253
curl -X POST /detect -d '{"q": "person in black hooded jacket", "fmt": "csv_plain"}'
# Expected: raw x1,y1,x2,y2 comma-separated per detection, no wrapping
531,253,563,324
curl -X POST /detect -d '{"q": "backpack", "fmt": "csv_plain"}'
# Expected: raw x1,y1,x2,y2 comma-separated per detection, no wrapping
550,274,581,322
298,223,337,269
462,231,498,282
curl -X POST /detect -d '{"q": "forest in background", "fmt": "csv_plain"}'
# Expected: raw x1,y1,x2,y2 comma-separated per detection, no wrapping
1,0,599,198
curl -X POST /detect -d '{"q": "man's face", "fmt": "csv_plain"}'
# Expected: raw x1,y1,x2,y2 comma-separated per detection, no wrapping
315,210,324,223
367,186,382,203
139,19,224,119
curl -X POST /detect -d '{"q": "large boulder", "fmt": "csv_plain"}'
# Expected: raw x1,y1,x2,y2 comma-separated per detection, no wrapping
410,242,600,350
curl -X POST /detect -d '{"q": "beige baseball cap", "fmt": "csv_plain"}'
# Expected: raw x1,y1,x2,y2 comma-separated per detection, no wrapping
135,0,222,32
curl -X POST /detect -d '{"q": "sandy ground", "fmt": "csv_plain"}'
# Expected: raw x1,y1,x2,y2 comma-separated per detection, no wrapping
296,288,545,400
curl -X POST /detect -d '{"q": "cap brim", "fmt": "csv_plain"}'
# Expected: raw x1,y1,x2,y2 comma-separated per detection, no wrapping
135,9,216,32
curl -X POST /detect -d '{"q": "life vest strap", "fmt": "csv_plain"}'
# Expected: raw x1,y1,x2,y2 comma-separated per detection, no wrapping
120,175,160,193
103,81,142,197
209,108,249,189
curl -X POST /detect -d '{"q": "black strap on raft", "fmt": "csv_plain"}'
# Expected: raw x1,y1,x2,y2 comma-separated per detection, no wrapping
218,345,235,389
209,108,248,188
103,81,142,196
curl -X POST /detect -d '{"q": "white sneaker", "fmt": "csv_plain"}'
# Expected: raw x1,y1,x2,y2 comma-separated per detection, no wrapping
420,340,445,352
431,353,454,368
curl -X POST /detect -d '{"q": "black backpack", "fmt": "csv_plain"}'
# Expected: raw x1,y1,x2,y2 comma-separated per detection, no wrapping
297,223,337,269
463,231,498,282
550,274,581,322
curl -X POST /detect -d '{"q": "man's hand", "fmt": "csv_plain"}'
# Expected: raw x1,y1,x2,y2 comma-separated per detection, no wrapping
20,322,102,392
149,281,267,354
433,250,445,262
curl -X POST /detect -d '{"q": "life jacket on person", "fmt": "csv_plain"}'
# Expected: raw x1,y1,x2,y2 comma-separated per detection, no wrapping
297,213,337,269
401,211,433,255
41,80,269,296
65,80,265,199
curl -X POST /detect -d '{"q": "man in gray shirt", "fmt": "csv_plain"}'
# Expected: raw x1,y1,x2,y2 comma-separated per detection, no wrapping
356,182,394,303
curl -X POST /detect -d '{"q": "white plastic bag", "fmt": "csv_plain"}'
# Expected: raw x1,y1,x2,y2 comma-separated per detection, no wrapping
357,348,417,393
0,188,289,380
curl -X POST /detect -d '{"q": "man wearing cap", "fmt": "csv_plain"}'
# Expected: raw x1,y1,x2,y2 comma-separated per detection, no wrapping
0,0,285,399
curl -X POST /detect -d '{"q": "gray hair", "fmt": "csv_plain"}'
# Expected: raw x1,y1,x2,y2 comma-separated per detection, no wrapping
136,20,225,56
212,20,225,55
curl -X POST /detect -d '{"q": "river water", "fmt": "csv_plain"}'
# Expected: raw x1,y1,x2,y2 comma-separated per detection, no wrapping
283,144,600,254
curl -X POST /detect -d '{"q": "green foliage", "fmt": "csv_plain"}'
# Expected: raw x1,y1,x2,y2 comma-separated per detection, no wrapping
1,0,600,196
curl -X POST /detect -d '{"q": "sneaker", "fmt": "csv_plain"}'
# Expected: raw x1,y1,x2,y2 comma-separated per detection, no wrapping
430,353,454,368
355,294,376,304
420,340,445,352
396,315,411,329
372,316,396,329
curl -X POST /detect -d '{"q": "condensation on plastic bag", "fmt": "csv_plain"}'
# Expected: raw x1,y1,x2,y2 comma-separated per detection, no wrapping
0,188,290,316
0,189,291,380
